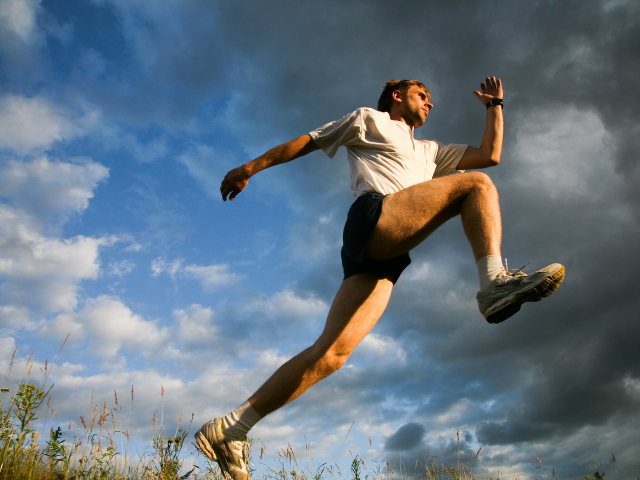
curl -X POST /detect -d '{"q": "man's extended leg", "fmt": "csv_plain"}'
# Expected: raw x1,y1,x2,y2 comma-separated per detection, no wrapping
196,273,394,479
366,171,564,323
248,273,393,416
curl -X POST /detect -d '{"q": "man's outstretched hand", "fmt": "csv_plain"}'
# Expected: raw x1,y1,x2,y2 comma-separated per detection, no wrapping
473,76,503,105
220,165,251,201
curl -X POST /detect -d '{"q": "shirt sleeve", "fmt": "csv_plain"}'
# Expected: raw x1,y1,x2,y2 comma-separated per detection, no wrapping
309,109,363,158
433,142,468,178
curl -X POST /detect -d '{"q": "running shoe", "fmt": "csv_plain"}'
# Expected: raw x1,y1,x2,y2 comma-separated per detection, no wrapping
477,263,565,324
195,418,251,480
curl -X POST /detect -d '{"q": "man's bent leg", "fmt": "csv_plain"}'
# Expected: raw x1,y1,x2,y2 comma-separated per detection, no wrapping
249,272,394,417
365,172,564,324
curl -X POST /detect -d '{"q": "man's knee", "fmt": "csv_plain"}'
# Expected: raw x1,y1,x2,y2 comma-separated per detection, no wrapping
309,344,350,375
465,171,493,185
465,172,497,194
323,351,349,373
323,350,349,373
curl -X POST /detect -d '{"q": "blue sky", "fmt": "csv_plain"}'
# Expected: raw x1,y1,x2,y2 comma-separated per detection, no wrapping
1,0,639,478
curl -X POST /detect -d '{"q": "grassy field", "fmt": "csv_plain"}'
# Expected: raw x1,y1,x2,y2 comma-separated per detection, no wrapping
0,346,621,480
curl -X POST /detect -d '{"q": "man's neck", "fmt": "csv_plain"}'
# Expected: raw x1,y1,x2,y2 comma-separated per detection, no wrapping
389,113,415,131
388,111,409,125
388,109,421,129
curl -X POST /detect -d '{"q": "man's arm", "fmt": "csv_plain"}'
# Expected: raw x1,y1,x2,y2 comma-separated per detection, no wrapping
220,134,320,201
457,76,504,170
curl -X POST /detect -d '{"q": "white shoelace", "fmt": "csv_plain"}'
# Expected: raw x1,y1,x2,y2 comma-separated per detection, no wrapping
502,259,531,279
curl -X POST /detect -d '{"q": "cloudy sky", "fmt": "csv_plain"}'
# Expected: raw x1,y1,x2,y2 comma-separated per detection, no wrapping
1,0,639,478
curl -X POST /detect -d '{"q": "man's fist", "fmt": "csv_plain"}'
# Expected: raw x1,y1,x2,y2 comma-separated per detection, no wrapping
220,165,251,201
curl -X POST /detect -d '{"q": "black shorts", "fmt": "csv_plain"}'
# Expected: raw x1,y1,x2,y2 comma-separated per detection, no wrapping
341,192,411,284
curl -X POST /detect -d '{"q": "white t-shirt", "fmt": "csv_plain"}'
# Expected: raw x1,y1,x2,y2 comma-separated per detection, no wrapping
309,107,468,197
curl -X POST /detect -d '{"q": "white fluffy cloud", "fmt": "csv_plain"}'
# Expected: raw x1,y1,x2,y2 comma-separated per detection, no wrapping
355,333,408,365
0,156,109,224
47,295,170,359
0,204,110,315
248,289,328,322
0,304,30,330
151,257,241,290
174,304,217,348
0,156,112,317
182,264,241,290
0,95,99,153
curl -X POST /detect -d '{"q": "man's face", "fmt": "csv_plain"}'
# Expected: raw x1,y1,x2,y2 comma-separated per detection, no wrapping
398,85,433,127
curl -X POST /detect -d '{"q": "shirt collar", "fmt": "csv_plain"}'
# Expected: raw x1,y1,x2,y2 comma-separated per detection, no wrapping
391,119,414,137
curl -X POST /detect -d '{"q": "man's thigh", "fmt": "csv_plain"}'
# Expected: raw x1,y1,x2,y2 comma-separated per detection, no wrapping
366,172,488,260
314,273,394,357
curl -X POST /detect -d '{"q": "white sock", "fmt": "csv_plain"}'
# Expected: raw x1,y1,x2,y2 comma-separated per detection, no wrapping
221,401,262,441
477,255,505,291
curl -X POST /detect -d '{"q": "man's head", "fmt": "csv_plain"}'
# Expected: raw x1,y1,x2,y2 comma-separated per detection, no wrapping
377,80,430,113
378,80,433,128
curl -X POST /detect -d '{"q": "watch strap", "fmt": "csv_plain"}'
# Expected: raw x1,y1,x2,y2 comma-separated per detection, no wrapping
486,98,504,109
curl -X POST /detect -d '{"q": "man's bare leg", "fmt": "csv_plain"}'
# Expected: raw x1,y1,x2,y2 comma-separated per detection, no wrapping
195,273,394,479
367,171,501,262
366,171,564,323
249,272,394,417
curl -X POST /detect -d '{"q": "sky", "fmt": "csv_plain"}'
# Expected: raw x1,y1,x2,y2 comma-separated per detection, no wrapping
0,0,639,478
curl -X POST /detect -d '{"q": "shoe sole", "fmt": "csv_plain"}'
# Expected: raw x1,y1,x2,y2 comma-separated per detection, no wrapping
485,265,565,324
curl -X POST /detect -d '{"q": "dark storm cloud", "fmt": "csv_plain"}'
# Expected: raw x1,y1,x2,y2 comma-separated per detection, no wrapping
385,423,426,451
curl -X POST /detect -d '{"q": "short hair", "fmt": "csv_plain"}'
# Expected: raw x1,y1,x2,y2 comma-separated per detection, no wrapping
377,80,430,113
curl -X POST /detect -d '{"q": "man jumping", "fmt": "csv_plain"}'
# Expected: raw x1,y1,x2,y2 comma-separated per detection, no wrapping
195,77,565,480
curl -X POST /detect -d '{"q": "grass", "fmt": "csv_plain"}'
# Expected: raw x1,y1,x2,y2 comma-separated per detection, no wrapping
0,345,628,480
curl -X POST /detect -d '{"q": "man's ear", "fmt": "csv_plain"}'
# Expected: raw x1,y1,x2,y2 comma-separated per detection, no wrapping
391,89,403,104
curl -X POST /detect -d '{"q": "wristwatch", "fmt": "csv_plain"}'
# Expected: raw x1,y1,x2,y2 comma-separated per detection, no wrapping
486,98,503,109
